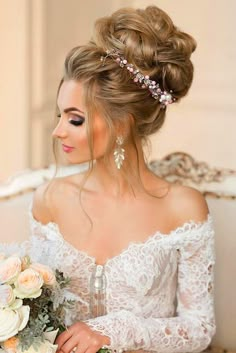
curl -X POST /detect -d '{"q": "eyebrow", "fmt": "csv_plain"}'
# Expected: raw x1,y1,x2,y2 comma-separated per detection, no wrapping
58,106,85,115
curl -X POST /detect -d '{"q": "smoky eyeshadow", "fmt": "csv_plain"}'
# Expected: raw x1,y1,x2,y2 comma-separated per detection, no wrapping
69,117,85,126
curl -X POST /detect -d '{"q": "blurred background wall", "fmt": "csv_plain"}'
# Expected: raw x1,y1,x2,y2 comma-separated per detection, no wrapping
0,0,235,181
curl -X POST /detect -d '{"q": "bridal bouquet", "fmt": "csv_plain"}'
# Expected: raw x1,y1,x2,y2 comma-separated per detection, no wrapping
0,253,76,353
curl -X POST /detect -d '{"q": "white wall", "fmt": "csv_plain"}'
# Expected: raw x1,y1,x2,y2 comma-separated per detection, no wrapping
139,0,236,169
0,0,31,181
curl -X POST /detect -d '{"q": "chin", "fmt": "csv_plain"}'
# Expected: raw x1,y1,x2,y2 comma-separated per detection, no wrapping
66,157,91,165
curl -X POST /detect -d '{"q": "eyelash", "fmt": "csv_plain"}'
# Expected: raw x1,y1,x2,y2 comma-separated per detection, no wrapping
69,117,85,126
57,114,85,126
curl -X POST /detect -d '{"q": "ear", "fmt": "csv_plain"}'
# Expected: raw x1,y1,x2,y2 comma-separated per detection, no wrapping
116,114,134,138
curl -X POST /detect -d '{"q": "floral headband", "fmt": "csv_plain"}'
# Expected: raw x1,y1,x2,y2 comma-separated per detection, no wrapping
100,49,176,108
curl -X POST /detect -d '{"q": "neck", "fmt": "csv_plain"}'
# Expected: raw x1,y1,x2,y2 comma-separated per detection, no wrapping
88,139,151,197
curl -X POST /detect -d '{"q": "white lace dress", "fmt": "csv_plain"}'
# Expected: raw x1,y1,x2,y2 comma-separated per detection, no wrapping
1,204,216,353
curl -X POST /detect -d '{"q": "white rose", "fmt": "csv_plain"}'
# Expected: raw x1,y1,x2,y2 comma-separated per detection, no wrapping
0,285,15,308
9,299,23,310
0,306,30,341
14,269,43,299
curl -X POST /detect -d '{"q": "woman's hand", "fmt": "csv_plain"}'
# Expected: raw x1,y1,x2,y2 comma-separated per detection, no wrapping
55,322,111,353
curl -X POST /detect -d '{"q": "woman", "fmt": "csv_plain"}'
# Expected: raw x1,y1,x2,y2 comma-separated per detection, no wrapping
30,5,216,353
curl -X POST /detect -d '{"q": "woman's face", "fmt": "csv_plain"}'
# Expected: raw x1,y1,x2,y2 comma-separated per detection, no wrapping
52,80,109,164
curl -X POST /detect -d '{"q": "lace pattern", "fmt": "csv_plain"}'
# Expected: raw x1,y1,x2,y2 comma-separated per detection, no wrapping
0,203,216,353
84,216,216,352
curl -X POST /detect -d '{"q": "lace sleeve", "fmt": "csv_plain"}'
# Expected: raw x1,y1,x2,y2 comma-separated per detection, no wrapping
85,218,216,353
27,204,55,265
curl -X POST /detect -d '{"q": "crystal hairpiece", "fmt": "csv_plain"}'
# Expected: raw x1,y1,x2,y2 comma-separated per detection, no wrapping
100,49,176,108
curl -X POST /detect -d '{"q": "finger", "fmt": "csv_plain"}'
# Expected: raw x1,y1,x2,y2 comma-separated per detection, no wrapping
83,338,103,353
84,345,103,353
74,342,89,353
56,328,73,351
60,336,81,353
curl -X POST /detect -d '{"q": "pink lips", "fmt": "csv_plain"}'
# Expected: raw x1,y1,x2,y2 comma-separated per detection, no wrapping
62,144,74,153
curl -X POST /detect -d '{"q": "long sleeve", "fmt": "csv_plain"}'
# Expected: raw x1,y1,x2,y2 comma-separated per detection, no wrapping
85,218,216,353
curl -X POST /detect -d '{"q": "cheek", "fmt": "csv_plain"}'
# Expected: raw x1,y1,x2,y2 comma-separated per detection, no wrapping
76,132,89,148
71,125,89,150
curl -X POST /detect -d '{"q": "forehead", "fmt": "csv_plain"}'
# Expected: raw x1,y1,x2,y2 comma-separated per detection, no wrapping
57,80,84,108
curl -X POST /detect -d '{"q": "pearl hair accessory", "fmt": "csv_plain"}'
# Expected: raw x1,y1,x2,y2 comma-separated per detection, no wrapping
100,49,176,108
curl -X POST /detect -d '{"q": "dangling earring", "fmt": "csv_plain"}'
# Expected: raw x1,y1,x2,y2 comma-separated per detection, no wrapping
114,136,125,169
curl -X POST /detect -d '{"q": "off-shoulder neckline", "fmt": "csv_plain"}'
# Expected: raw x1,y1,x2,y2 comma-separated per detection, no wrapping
28,202,213,267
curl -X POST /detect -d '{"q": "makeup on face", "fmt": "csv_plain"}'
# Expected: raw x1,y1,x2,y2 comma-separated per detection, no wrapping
57,106,85,126
54,105,86,153
54,80,110,163
62,144,75,153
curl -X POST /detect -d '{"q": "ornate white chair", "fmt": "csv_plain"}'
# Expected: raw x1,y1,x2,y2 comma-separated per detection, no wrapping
0,152,235,352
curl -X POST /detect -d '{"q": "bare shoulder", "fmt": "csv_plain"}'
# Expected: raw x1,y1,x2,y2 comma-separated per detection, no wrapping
32,179,56,224
168,183,210,227
32,170,90,224
31,174,79,224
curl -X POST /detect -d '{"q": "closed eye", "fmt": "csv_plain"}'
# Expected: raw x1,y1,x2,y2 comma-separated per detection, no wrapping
68,115,85,126
56,113,85,126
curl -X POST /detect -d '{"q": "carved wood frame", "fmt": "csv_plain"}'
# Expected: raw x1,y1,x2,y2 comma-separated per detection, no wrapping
1,152,236,201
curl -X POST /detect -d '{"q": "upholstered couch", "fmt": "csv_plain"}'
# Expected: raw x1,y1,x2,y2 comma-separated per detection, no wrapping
0,152,235,352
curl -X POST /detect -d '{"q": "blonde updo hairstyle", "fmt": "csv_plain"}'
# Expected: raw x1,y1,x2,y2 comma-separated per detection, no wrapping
63,5,196,133
53,6,196,198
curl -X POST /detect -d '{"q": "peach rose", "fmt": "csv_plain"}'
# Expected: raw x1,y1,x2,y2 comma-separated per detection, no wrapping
14,268,43,299
30,263,56,286
2,336,19,353
0,305,30,341
0,256,22,285
0,285,15,308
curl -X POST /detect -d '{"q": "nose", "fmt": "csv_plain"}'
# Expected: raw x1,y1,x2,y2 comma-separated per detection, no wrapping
52,119,67,139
